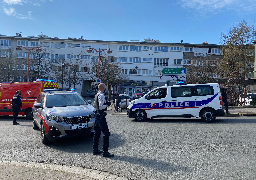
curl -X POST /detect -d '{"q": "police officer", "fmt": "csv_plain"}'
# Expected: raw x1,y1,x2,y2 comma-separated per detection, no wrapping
93,83,114,157
220,84,229,114
12,90,22,125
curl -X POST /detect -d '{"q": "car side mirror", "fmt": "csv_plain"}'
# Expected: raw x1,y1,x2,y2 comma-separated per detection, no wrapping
34,102,43,108
87,100,92,104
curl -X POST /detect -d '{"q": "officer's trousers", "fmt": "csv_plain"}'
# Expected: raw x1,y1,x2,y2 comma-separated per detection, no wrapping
13,107,20,123
93,113,110,152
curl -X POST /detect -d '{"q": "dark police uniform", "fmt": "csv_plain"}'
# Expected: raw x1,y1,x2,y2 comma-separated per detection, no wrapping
12,92,22,125
93,90,113,157
220,86,229,113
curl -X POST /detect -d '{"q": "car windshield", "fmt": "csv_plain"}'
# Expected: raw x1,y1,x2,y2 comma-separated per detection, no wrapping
46,93,87,108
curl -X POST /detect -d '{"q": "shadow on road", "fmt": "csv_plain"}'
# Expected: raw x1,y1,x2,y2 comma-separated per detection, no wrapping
48,133,125,154
114,155,190,172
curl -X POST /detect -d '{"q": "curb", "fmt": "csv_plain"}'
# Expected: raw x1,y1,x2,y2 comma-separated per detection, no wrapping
0,161,128,180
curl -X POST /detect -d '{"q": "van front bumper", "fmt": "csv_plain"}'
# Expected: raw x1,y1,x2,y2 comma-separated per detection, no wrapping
127,108,134,118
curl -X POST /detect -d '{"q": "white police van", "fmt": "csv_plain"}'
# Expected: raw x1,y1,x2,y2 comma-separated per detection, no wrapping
127,83,225,123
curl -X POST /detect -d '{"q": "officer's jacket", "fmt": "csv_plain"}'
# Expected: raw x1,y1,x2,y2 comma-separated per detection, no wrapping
95,91,106,112
12,94,22,109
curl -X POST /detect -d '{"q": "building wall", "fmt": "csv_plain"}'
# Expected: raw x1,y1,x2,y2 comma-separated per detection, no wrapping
0,35,223,95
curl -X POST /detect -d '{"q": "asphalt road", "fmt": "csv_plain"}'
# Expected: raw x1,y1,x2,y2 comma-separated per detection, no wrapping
1,114,256,179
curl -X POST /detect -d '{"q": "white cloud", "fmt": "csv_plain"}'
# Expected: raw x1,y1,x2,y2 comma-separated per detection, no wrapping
3,6,15,15
3,0,24,5
3,6,33,20
181,0,256,13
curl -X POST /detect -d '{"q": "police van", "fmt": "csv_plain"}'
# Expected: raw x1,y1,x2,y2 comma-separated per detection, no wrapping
127,83,225,123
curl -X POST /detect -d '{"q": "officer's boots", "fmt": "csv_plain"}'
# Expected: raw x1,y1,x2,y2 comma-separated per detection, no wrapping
103,151,114,158
93,149,103,155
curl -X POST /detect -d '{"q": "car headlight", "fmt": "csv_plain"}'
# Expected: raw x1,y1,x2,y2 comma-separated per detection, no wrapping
47,114,63,122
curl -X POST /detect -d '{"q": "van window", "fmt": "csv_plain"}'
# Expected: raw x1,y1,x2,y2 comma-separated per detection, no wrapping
146,88,167,99
171,85,214,98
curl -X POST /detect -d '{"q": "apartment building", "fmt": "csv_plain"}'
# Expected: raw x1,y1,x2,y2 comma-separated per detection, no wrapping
0,34,222,96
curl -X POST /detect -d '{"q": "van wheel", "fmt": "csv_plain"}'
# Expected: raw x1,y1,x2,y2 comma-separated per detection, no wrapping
201,108,216,123
41,123,50,145
135,110,147,122
25,109,33,120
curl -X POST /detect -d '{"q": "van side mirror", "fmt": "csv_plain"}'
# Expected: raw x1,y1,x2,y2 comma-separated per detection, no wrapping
34,102,43,108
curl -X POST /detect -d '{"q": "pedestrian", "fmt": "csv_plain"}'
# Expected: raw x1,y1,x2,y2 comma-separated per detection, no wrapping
12,90,22,125
93,83,114,157
220,84,229,114
115,95,121,112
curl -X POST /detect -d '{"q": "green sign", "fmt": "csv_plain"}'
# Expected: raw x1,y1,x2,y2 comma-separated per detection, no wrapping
161,68,186,75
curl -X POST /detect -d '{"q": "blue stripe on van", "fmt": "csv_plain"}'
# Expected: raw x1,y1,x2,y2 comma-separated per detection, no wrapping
132,93,218,110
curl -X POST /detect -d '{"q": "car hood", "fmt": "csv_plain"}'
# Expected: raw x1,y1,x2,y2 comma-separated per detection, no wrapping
45,105,95,117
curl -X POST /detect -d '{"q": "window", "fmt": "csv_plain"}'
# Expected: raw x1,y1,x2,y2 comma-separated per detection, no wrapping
183,59,191,65
211,48,221,54
0,39,11,46
67,43,80,48
17,52,28,58
143,46,153,50
129,69,141,75
119,45,129,51
30,41,39,47
145,88,167,99
121,69,128,74
174,59,182,65
0,51,10,57
119,57,128,63
17,40,28,47
154,58,168,67
130,46,142,52
171,85,214,98
129,57,141,63
154,46,168,52
184,47,193,52
142,58,152,62
81,55,90,59
154,70,162,76
41,53,50,59
170,47,182,51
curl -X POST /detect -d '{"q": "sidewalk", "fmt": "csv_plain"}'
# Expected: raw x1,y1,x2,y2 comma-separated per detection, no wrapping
228,107,256,116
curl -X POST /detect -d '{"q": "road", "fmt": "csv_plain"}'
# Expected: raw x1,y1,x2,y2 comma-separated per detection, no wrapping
0,114,256,179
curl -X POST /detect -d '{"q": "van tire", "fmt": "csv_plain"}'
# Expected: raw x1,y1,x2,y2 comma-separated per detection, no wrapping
201,108,216,123
135,110,147,122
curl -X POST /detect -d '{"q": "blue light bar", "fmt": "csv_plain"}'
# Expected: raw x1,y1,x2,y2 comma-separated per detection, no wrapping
36,79,56,82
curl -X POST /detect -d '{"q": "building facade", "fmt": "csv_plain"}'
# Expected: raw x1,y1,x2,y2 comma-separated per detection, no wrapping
0,34,223,96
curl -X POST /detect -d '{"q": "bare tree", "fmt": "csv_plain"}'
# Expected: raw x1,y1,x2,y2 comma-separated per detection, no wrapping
219,20,256,105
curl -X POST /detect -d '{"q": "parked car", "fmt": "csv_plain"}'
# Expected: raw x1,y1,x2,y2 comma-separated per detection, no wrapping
32,90,95,144
133,91,143,99
239,93,256,106
87,90,95,97
115,94,131,110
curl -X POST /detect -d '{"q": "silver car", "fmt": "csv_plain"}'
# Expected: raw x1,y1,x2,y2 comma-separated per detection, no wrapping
32,90,95,144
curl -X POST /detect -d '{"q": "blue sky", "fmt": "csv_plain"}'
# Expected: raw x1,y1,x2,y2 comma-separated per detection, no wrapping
1,0,255,44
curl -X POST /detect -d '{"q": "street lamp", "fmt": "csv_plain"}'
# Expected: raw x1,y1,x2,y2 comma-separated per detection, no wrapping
87,48,112,79
16,46,41,82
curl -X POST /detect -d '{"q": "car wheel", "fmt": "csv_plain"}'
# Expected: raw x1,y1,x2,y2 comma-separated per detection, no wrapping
25,109,33,120
41,123,50,144
33,120,39,130
134,109,147,122
201,108,216,123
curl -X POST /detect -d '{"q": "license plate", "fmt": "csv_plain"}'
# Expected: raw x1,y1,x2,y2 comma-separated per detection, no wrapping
70,123,88,129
